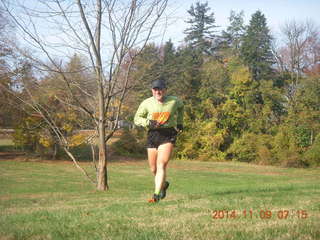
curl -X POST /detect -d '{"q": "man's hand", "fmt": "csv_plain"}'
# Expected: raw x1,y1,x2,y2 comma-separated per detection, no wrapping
149,120,161,128
177,124,183,132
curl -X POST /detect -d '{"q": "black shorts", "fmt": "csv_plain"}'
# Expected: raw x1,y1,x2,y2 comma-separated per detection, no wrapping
147,128,178,149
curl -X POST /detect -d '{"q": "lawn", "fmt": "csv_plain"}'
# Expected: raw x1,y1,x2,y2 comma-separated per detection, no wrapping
0,159,319,240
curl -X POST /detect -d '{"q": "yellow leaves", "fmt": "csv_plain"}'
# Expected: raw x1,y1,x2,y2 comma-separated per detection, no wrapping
212,130,227,148
257,146,272,165
227,59,253,100
201,60,225,78
56,111,78,133
180,120,229,161
222,99,243,116
230,65,251,85
68,134,86,147
39,132,86,148
39,135,53,148
56,112,77,121
62,123,73,133
56,113,64,119
121,103,131,115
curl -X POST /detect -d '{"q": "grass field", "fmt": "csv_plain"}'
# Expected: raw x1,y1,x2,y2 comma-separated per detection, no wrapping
0,158,319,240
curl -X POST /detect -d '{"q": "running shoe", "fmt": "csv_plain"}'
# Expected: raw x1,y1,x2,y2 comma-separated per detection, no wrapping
148,194,160,203
160,181,170,199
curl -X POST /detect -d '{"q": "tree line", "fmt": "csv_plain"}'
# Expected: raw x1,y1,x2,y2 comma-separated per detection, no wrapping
125,3,320,167
1,1,320,172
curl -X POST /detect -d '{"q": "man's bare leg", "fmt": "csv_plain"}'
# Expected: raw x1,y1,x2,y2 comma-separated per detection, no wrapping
147,148,158,176
154,142,173,195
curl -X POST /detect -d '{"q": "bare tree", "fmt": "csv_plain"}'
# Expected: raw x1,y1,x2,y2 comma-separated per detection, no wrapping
276,20,320,105
1,0,168,190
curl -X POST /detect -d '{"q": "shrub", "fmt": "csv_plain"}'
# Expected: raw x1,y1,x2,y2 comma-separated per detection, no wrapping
256,145,272,165
175,119,227,161
303,134,320,167
110,128,146,157
69,144,92,161
13,116,40,152
228,132,274,164
227,132,257,162
272,125,306,167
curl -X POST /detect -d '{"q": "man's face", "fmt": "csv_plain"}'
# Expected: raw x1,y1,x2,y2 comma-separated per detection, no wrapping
152,87,166,102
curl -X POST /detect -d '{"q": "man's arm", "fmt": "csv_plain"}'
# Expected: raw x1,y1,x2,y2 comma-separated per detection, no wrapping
134,101,150,128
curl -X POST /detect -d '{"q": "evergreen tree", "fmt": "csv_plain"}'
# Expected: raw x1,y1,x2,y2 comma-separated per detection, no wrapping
131,44,162,101
221,10,245,55
174,46,202,102
184,1,217,54
161,40,177,86
240,10,274,82
162,40,175,65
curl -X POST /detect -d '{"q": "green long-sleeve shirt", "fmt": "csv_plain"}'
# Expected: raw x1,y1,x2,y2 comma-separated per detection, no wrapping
134,96,184,129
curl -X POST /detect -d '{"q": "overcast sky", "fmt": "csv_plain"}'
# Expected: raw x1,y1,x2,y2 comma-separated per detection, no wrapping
162,0,320,45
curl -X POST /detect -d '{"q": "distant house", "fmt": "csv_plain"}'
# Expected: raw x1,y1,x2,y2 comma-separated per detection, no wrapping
117,120,133,129
107,120,133,130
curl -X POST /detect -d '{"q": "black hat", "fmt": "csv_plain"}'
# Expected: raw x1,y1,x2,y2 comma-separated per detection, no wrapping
151,79,166,89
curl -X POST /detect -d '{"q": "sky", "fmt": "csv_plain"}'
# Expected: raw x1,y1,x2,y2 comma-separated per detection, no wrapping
161,0,320,45
5,0,320,60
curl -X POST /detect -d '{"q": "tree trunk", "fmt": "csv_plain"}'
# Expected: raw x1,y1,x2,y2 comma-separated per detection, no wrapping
52,143,57,160
96,63,108,190
97,119,108,190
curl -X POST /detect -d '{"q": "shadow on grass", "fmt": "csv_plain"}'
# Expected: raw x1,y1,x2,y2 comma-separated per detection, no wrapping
213,185,295,195
0,144,26,160
69,144,145,163
0,145,19,152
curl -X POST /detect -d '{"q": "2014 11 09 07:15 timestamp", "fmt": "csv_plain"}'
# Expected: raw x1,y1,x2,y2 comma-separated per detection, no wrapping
212,209,308,220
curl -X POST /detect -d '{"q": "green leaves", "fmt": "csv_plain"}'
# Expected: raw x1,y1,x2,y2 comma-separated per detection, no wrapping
240,11,274,82
184,1,217,54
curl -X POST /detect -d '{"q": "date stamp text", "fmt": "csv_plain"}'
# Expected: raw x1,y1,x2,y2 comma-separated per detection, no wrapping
212,209,308,220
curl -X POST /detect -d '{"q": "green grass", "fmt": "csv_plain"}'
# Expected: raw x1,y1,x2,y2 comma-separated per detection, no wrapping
0,159,319,240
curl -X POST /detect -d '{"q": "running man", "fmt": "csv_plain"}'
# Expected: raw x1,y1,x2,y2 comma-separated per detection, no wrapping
134,79,184,203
